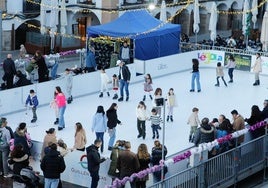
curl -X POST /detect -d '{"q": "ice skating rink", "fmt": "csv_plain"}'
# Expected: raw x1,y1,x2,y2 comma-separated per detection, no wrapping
4,68,268,157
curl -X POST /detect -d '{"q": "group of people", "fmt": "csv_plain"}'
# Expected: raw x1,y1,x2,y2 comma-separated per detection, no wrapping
187,99,268,158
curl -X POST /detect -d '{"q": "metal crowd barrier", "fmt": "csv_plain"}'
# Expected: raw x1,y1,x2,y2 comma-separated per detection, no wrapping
180,42,268,57
148,135,268,188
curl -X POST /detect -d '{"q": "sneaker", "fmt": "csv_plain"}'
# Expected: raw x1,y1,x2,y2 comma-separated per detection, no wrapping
118,97,123,102
126,96,129,101
58,127,63,131
156,135,159,139
197,90,201,92
4,173,13,178
189,89,194,92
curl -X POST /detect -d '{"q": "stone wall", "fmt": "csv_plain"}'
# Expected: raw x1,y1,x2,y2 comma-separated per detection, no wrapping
3,31,11,51
0,0,6,12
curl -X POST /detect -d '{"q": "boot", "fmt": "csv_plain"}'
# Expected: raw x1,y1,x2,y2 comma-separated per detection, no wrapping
257,80,260,85
149,95,153,100
152,135,155,139
170,115,173,122
54,118,59,125
166,116,169,122
253,81,258,86
70,95,73,101
189,135,192,142
214,83,219,87
107,92,110,97
118,97,123,102
67,97,72,104
143,95,146,101
112,94,118,100
99,92,103,98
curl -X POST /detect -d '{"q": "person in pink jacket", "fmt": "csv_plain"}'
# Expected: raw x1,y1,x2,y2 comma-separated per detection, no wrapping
55,86,67,131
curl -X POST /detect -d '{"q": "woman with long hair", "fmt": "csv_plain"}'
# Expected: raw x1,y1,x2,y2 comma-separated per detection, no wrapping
73,122,87,152
106,103,122,151
55,86,67,131
136,143,150,188
92,106,107,153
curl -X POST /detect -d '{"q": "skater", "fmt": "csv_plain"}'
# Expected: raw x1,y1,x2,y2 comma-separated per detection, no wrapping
64,68,73,104
152,88,163,117
107,103,122,150
55,86,66,131
25,89,39,123
215,62,227,87
166,88,177,122
252,53,263,86
190,58,201,92
92,106,107,153
225,54,236,83
117,60,131,102
99,68,110,98
112,74,119,100
187,107,200,143
136,101,149,139
149,108,162,139
143,74,153,101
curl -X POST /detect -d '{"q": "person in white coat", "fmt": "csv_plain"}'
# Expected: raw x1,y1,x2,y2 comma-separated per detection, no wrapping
99,68,110,98
252,53,263,86
136,101,149,139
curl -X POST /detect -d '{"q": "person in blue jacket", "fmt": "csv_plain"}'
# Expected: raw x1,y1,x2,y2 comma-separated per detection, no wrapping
85,46,97,73
25,89,39,123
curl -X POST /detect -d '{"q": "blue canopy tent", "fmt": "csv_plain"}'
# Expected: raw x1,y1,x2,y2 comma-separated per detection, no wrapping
87,10,181,60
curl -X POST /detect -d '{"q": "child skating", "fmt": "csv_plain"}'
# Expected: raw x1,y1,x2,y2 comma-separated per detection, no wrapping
187,107,200,143
166,88,177,122
112,74,119,100
25,89,39,123
143,73,153,101
136,101,149,139
215,62,227,87
149,108,162,139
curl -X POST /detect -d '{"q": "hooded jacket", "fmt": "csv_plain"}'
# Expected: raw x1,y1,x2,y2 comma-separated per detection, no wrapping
194,124,215,146
86,144,105,172
14,128,30,155
0,127,11,149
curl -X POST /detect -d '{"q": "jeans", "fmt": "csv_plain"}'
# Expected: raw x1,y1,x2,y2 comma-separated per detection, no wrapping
58,106,66,128
0,146,10,175
119,79,129,98
137,119,146,138
51,62,58,80
95,132,104,152
191,72,201,91
32,107,37,120
228,68,234,81
151,124,159,137
89,170,100,188
108,128,116,148
44,178,59,188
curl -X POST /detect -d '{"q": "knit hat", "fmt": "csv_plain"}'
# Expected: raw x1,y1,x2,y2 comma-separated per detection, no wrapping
46,128,55,134
19,122,26,130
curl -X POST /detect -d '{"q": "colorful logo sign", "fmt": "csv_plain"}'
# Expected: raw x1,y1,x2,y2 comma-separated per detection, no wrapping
198,52,223,64
79,154,88,169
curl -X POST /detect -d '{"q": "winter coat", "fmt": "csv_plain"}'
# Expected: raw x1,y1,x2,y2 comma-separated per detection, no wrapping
151,146,168,166
74,130,87,150
0,127,11,149
232,114,245,144
3,58,16,76
245,112,264,139
167,94,177,107
252,58,262,73
86,144,105,172
136,107,148,121
8,152,29,175
194,124,215,146
92,113,107,133
14,128,31,155
40,149,66,179
261,106,268,120
56,93,66,108
25,94,39,108
216,66,224,77
187,112,200,127
117,149,140,178
108,146,123,178
41,134,57,160
86,50,96,69
106,109,121,129
118,65,131,81
136,156,150,181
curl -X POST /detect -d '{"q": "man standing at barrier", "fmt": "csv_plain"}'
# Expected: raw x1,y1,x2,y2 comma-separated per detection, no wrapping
86,139,106,188
3,54,16,89
117,60,131,102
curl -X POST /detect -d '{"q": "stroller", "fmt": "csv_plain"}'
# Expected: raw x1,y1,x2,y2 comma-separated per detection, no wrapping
12,167,40,188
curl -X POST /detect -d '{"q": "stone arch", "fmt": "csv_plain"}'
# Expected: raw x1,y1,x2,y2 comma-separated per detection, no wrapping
172,9,190,36
15,19,40,49
217,3,229,31
154,11,172,21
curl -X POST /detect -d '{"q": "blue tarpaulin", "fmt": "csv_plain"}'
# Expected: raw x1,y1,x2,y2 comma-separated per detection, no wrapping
87,10,181,60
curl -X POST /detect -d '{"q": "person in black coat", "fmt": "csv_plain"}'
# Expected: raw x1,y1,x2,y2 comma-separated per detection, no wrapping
3,54,16,89
151,140,168,183
8,144,29,175
245,105,264,139
116,60,131,102
194,117,215,147
106,103,122,150
14,123,31,156
14,70,32,87
40,143,66,187
33,50,49,83
261,99,268,120
86,139,106,188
